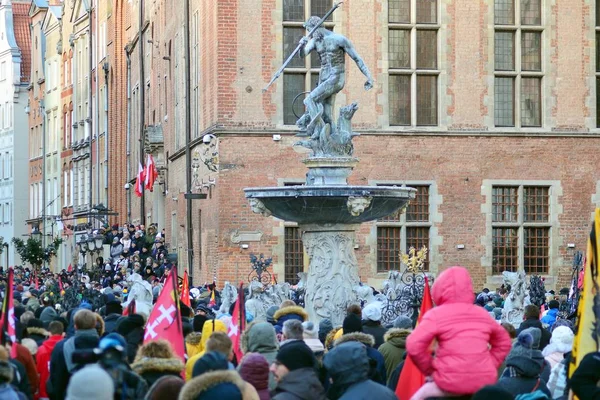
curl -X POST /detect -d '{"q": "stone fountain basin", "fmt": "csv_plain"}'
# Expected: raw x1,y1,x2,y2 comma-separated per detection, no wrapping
244,185,416,224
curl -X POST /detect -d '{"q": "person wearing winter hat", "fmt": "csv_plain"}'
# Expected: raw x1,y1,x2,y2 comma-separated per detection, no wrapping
393,315,413,330
239,353,270,400
324,341,397,400
265,305,279,325
144,375,185,400
270,340,326,400
26,318,49,346
471,385,513,400
66,364,115,400
240,322,279,391
542,325,574,368
103,300,123,335
332,304,363,341
496,331,552,398
362,302,387,349
378,325,411,383
517,305,551,350
519,327,551,382
302,321,324,354
318,318,333,345
541,300,560,328
132,339,185,388
273,304,308,337
179,370,259,400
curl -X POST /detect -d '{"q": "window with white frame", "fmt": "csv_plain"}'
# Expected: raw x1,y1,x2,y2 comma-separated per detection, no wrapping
5,203,10,224
376,184,431,272
4,152,8,179
0,62,6,81
491,185,551,275
494,0,543,127
64,170,68,206
282,0,334,125
69,168,74,206
388,0,439,126
30,185,34,218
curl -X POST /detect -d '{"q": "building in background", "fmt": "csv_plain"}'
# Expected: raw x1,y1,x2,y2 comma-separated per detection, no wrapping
0,0,31,267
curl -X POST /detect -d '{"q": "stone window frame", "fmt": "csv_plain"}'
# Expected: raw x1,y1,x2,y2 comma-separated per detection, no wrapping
481,179,563,286
387,0,442,128
369,179,442,276
493,0,545,128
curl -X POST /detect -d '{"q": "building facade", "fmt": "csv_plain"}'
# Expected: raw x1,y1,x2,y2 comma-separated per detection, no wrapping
0,0,30,267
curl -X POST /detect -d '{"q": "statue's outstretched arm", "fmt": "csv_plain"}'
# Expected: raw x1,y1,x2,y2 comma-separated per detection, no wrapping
300,37,316,58
343,38,374,90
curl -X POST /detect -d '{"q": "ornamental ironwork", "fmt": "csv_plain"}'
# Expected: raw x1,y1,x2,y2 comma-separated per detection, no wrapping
248,253,273,286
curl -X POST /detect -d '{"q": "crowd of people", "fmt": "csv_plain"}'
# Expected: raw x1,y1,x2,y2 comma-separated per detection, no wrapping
0,255,597,399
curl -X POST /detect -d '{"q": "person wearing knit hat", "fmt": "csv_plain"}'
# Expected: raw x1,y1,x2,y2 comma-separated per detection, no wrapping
520,327,551,382
179,370,259,400
542,326,574,368
497,332,552,397
192,351,229,378
472,385,513,400
240,322,279,391
265,305,279,325
393,315,413,330
239,353,270,400
66,365,115,400
270,340,326,400
301,321,324,354
362,303,387,349
143,375,185,400
318,318,333,345
342,313,362,334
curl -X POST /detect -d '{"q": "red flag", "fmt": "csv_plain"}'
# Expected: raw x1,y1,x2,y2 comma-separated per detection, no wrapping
208,290,216,307
143,270,185,362
228,282,245,363
396,276,434,400
0,269,17,358
33,269,39,290
180,271,191,307
144,154,159,191
67,264,72,272
58,277,63,291
135,162,145,198
540,303,546,320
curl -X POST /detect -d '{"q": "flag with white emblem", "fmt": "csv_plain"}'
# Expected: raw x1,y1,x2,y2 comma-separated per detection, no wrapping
228,282,245,363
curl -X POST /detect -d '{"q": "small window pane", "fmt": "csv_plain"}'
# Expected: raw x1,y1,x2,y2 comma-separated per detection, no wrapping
389,75,411,126
283,73,305,125
311,0,333,20
417,75,437,126
521,0,541,25
492,186,518,222
596,32,600,72
389,29,411,69
284,227,304,284
597,78,600,127
524,227,549,275
406,227,430,271
495,31,515,71
406,186,430,222
521,77,541,127
417,30,437,69
389,0,410,23
493,228,519,274
416,0,437,24
284,0,305,21
597,0,600,27
524,186,549,222
377,227,402,272
495,77,515,126
521,31,541,71
495,0,515,25
283,27,305,69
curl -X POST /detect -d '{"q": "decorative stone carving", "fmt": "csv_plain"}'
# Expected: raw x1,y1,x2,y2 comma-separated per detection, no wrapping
501,271,530,329
347,196,373,216
301,224,360,326
218,282,237,315
230,230,263,244
249,199,272,217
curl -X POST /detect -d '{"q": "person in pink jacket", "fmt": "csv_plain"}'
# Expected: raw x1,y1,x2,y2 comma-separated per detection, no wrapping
406,266,512,400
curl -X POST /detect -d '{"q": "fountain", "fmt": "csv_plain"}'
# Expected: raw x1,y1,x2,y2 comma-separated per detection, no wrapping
245,6,415,326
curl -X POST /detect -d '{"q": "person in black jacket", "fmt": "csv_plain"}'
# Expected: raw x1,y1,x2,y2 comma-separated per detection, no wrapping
570,351,600,400
115,314,145,363
517,305,551,350
361,303,387,349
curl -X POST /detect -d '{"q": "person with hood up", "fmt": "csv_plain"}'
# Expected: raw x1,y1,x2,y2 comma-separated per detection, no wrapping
131,340,185,388
180,369,260,400
500,327,551,383
239,353,270,400
270,340,326,400
361,303,387,349
318,318,333,345
186,314,209,359
542,326,573,369
273,303,308,337
39,306,57,329
378,325,411,383
496,331,552,397
185,318,227,380
324,341,397,400
406,266,512,399
37,321,64,400
114,313,146,363
103,298,123,335
384,316,414,390
541,300,560,328
241,321,279,390
570,351,600,400
143,375,185,400
517,305,551,350
333,313,387,384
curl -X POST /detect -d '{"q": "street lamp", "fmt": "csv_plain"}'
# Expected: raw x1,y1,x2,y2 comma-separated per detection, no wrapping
93,234,104,252
31,227,42,241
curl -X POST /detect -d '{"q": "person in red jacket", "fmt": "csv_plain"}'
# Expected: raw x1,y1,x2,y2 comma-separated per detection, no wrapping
406,266,512,400
36,321,64,400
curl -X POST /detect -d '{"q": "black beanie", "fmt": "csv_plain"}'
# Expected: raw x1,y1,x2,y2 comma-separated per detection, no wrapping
548,300,560,310
193,314,208,332
342,313,362,334
275,340,316,372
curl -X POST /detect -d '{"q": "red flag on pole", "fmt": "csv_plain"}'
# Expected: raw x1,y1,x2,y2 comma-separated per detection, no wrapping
134,162,145,198
396,276,434,400
67,264,72,273
143,270,185,362
33,269,39,290
180,271,191,308
228,282,245,363
0,269,17,358
144,154,159,191
58,277,63,291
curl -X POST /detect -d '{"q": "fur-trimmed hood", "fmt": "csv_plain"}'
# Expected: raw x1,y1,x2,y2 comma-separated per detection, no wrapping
241,321,278,354
185,331,202,346
273,306,308,322
0,361,13,383
27,327,49,337
334,332,376,348
383,328,411,347
131,357,184,376
325,327,342,350
179,370,246,400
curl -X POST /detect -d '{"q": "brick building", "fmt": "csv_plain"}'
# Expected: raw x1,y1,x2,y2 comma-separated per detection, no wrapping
118,0,600,290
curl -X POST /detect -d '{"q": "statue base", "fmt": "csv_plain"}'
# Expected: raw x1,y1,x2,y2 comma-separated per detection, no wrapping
301,223,360,326
303,157,359,186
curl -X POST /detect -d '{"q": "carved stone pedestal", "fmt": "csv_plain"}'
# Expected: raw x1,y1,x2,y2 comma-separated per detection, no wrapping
301,224,360,326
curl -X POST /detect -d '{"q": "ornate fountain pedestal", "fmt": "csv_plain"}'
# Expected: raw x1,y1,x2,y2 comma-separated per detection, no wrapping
301,224,360,326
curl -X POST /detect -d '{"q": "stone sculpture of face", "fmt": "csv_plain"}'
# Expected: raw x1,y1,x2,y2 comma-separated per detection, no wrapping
347,196,372,217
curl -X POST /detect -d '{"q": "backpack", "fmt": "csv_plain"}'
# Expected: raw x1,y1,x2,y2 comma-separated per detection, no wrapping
515,390,550,400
